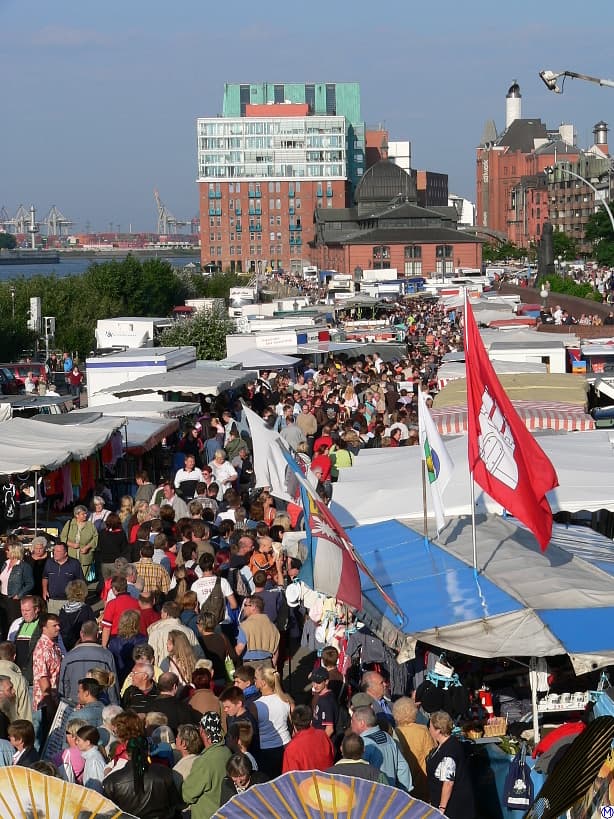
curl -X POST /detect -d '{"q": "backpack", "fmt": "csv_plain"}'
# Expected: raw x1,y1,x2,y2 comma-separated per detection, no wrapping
200,577,226,625
503,744,533,811
227,566,251,601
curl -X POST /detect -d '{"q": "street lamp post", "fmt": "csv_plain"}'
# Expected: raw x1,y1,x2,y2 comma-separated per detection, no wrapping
9,286,15,320
544,165,614,236
539,69,614,94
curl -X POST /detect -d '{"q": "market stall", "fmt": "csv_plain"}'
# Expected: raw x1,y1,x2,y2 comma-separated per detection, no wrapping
330,430,614,528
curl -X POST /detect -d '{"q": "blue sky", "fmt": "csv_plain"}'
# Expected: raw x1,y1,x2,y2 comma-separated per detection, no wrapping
1,0,614,232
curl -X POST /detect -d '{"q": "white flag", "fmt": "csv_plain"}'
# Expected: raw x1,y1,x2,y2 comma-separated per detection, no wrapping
242,404,296,502
418,392,454,533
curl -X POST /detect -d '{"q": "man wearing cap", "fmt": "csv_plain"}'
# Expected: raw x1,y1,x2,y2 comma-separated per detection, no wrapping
311,668,338,739
183,711,232,819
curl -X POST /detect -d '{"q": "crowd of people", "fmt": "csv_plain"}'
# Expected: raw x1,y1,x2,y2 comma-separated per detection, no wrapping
0,297,481,818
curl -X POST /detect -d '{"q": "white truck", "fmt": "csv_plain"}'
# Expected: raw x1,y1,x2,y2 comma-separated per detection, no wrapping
95,317,173,350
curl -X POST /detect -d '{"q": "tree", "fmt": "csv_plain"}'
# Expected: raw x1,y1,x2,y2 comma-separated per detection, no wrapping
160,308,236,360
585,206,614,266
482,240,524,263
0,319,36,360
190,271,251,299
2,257,205,357
551,230,578,261
0,233,17,250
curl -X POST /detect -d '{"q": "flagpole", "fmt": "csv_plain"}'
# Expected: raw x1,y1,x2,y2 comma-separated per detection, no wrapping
421,460,429,546
470,473,479,571
464,288,479,575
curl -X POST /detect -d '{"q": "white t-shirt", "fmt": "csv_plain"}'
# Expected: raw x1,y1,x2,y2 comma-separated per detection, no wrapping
191,575,233,607
255,694,291,748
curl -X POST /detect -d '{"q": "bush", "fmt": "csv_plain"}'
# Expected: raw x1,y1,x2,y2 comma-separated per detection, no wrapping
545,274,602,302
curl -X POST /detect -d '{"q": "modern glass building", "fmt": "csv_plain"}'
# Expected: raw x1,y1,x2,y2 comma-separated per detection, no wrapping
197,82,365,274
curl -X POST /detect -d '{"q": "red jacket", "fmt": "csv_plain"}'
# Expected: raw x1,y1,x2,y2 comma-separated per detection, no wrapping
282,726,335,773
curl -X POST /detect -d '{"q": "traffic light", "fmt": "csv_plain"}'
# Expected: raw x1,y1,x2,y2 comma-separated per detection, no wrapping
27,296,41,333
44,317,56,337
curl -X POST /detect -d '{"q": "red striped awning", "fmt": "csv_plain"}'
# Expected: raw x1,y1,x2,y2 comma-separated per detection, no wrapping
431,400,595,435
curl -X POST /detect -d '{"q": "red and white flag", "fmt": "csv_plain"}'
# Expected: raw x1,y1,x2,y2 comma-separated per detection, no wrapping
464,295,558,550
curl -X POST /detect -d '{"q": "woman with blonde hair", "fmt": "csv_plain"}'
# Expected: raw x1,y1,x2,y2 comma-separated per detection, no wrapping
253,665,293,777
108,609,147,686
161,629,196,688
59,579,96,651
426,710,476,818
271,513,291,532
0,542,34,631
260,490,277,527
392,696,435,801
128,502,151,544
118,496,134,536
87,667,117,706
343,383,359,412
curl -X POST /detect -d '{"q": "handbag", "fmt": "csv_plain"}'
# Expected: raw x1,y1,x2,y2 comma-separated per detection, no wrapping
224,654,236,681
85,563,97,583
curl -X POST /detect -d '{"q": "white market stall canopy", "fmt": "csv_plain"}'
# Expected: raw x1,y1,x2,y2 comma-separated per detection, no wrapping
123,417,179,455
40,411,179,457
0,416,122,475
102,367,257,398
219,349,301,370
330,430,614,528
72,400,200,419
353,516,614,671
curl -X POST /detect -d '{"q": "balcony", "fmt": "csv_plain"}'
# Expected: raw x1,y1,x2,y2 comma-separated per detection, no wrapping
289,224,302,231
236,223,242,232
288,206,295,215
235,208,242,216
254,191,261,198
249,207,256,215
208,191,222,199
326,189,333,197
288,190,295,198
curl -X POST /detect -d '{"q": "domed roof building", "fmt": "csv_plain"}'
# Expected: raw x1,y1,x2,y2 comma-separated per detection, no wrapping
311,160,482,278
355,160,417,217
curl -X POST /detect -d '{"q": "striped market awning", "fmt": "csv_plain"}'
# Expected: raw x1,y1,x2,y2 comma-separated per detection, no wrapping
431,399,595,435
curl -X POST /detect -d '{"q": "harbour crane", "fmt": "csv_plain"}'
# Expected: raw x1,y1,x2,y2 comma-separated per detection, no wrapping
154,188,179,235
43,205,73,236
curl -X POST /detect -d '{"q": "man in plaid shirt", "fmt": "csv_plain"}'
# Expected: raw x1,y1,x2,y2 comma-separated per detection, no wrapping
135,543,170,596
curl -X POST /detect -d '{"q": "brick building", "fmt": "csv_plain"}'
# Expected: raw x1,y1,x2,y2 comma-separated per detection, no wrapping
197,82,365,275
476,82,580,247
311,160,481,276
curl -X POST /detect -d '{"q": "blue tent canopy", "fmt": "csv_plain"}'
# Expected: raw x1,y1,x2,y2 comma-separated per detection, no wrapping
352,516,614,673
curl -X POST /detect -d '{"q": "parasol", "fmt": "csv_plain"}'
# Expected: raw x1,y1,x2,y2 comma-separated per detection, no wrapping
213,770,440,818
0,765,137,818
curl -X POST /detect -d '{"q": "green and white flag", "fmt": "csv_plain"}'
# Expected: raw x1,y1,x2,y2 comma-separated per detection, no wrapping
418,392,454,533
